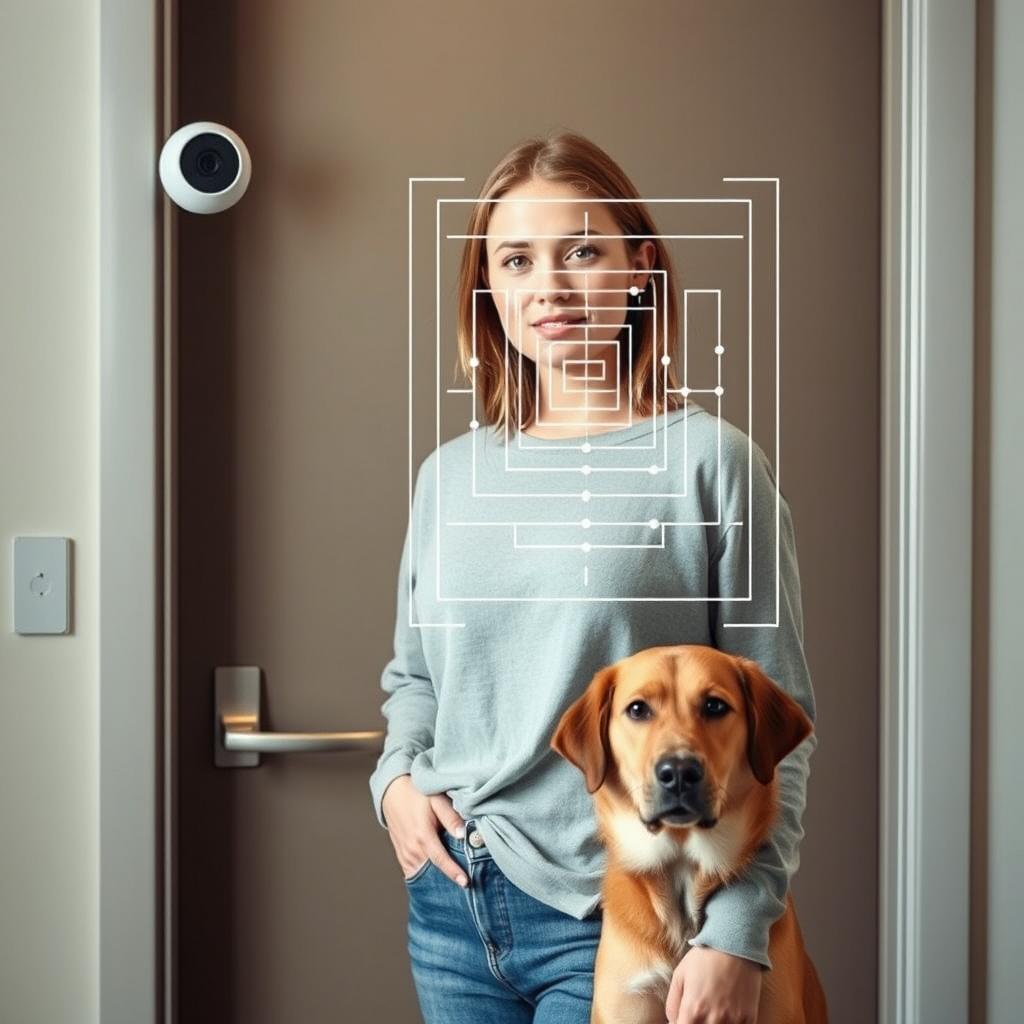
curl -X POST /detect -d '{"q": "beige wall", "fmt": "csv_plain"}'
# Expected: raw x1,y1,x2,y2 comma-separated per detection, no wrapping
0,2,1020,1023
0,3,99,1023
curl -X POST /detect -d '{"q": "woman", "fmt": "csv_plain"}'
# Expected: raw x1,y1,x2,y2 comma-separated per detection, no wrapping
368,130,817,1024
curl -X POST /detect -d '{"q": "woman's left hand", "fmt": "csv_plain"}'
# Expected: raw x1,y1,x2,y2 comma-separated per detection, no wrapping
664,946,763,1023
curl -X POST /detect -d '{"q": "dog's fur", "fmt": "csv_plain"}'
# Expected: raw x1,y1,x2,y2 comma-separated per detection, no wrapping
551,644,828,1023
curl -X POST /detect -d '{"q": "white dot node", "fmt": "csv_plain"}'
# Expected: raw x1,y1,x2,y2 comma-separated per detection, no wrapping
714,386,724,396
648,465,659,475
661,355,671,365
582,490,591,502
581,442,592,453
469,356,480,367
582,542,591,553
470,419,479,430
582,518,591,529
581,465,592,475
629,285,639,297
681,387,691,396
649,518,659,529
714,346,724,355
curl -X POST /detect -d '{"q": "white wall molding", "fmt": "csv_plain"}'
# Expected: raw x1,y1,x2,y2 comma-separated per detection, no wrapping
880,0,976,1021
99,1,164,1022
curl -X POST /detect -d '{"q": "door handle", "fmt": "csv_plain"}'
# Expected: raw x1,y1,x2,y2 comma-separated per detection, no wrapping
215,665,385,767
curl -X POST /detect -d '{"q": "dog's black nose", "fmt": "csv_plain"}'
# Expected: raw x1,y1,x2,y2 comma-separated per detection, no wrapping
654,754,704,794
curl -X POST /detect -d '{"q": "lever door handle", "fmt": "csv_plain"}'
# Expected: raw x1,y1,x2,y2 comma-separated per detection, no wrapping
215,666,385,767
222,718,383,754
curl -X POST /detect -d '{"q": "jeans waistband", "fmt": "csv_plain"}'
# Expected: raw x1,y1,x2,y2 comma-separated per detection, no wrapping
441,818,492,862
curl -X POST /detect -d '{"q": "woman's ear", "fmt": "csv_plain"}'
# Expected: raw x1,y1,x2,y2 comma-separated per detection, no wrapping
633,239,657,286
550,664,618,793
733,655,813,785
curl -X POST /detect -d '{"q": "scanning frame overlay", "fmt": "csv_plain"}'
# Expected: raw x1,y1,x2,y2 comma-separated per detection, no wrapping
406,178,782,631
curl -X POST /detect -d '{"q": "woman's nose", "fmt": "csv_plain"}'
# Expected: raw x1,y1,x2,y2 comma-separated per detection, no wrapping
537,266,575,302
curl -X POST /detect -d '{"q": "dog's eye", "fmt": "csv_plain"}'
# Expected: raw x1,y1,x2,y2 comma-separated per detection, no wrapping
625,700,652,721
703,697,730,718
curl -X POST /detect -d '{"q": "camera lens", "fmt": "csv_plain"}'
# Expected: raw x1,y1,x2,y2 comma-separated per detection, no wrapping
179,132,240,194
196,150,222,176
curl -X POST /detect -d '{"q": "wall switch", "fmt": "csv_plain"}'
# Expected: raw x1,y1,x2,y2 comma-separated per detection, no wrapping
13,536,70,635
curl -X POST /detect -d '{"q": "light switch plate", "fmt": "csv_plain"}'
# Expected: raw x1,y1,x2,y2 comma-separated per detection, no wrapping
13,536,70,635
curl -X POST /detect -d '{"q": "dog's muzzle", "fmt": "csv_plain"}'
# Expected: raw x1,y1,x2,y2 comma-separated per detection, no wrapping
644,753,717,830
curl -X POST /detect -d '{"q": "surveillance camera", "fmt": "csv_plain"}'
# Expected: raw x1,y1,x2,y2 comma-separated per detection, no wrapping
159,121,251,214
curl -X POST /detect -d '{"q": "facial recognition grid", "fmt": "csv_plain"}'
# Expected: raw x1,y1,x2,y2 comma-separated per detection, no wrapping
408,180,782,629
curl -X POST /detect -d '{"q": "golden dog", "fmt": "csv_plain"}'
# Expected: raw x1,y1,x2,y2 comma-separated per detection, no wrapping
551,644,828,1024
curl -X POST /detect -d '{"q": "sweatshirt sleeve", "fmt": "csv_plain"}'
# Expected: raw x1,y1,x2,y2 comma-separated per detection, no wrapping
367,466,439,830
686,435,818,971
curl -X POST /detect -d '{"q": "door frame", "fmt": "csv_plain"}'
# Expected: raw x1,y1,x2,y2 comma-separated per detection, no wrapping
97,1,977,1021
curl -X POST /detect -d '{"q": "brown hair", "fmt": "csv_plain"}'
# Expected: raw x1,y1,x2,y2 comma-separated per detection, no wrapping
454,130,686,443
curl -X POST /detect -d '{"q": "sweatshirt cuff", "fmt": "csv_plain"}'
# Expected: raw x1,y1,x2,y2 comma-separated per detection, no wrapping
368,747,419,830
685,875,778,971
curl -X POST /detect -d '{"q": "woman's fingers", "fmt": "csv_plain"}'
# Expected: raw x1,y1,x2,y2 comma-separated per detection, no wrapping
425,832,469,888
428,795,467,840
401,836,467,887
426,795,469,885
401,856,429,880
396,795,470,886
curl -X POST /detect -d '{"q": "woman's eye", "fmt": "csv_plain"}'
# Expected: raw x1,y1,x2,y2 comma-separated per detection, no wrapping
626,700,652,721
501,244,600,272
703,697,730,718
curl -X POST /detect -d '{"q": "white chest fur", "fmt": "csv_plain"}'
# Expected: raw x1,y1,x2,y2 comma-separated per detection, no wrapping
607,807,748,939
625,960,676,1000
681,807,748,878
607,806,748,879
609,807,750,1001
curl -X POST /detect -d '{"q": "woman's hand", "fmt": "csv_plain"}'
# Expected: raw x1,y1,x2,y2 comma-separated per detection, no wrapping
381,774,470,888
664,946,763,1023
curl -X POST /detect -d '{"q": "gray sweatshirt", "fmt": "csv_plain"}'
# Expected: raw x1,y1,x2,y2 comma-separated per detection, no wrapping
368,400,817,970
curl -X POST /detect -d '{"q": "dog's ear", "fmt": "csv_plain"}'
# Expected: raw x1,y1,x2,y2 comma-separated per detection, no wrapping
550,664,618,793
733,656,813,785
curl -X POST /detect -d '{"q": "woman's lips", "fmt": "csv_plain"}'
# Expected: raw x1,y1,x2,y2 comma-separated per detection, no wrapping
532,317,589,338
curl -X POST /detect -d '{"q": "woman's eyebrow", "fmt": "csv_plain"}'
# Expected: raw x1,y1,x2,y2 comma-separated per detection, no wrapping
494,230,608,253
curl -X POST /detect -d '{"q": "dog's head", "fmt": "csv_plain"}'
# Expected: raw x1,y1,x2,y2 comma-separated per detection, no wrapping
550,645,813,832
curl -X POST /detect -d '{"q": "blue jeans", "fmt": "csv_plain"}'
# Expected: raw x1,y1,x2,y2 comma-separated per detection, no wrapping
403,818,603,1023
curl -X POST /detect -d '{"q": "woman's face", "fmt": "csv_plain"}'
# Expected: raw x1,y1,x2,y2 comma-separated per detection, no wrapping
481,177,655,376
